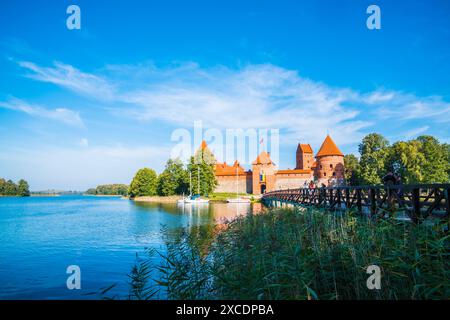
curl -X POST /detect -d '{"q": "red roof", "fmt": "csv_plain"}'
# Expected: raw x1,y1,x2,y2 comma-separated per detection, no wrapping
215,161,246,176
298,144,313,154
252,151,273,165
316,135,344,157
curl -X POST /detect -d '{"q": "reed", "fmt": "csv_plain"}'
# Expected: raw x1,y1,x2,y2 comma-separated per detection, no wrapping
130,208,449,300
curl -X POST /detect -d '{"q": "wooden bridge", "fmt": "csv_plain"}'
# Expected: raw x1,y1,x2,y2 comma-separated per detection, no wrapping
262,184,450,223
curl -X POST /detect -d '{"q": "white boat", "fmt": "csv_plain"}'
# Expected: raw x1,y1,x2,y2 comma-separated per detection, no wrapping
178,195,210,204
177,169,209,204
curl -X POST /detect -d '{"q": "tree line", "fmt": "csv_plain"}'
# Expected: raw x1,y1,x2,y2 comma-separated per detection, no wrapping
128,147,217,198
344,134,450,185
0,178,30,196
85,184,129,196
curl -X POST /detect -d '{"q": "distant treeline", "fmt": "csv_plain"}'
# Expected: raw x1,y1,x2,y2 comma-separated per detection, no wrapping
0,178,30,196
85,184,129,196
31,190,82,195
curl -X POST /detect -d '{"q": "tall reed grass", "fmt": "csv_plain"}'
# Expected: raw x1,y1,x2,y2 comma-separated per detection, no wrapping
130,208,449,300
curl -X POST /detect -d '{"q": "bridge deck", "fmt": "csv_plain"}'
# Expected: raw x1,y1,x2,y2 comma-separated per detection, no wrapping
262,184,450,223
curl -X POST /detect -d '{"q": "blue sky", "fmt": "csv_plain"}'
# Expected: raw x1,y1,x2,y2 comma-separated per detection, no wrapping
1,0,449,190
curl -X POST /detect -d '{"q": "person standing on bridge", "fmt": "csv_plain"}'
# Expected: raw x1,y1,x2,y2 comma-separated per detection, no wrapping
308,180,315,196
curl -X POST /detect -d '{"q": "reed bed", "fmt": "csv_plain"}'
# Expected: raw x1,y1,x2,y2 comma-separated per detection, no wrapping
130,208,449,300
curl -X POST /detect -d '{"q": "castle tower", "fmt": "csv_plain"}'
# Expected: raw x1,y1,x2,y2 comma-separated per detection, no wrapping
315,135,345,186
252,151,276,194
296,143,314,170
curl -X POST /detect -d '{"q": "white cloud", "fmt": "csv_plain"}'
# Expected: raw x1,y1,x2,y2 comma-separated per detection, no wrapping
15,60,450,148
0,98,84,127
404,126,430,139
18,61,116,100
374,92,450,121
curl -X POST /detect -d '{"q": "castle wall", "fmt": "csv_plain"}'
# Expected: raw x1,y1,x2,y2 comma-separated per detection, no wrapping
215,174,252,194
252,164,277,195
275,173,313,190
315,155,345,186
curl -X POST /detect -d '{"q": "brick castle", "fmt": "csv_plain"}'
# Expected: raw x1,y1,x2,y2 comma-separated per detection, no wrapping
201,135,345,195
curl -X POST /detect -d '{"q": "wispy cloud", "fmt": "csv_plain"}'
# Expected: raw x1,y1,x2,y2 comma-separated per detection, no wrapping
404,125,430,138
373,91,450,121
18,61,116,100
0,98,84,127
14,60,450,147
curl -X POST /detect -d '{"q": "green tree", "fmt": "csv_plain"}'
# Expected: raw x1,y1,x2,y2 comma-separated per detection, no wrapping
358,133,390,185
386,141,426,184
187,146,217,196
343,154,360,185
0,178,6,195
4,180,18,196
415,136,450,183
157,159,188,196
128,168,158,198
17,179,30,197
86,184,129,196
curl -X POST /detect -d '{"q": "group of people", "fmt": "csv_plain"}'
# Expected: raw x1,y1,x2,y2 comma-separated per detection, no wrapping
301,177,344,191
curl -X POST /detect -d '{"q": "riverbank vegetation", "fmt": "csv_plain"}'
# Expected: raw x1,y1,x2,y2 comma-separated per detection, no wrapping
345,134,450,185
85,184,128,196
130,208,449,300
207,192,253,202
0,178,30,196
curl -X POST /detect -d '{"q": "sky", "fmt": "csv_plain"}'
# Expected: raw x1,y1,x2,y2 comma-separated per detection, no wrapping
0,0,450,190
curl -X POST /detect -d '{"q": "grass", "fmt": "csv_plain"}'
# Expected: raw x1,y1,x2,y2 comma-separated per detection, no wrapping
128,207,449,300
207,192,256,202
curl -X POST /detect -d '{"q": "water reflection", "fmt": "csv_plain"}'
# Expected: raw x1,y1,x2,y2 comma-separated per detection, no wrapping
133,201,264,224
131,201,266,257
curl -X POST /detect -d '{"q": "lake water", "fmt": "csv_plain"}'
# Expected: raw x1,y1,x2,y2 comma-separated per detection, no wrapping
0,196,260,299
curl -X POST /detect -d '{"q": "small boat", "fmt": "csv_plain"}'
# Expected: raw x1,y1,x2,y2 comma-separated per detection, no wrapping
178,194,209,204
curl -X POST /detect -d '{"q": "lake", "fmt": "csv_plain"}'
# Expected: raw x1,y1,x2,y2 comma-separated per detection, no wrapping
0,196,260,299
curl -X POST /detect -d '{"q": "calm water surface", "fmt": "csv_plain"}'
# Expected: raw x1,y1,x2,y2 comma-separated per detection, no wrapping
0,196,259,299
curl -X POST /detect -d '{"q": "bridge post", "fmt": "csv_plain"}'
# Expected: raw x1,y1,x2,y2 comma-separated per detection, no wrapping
345,188,350,209
328,189,333,209
337,189,342,209
444,186,450,226
318,188,323,207
370,188,376,216
357,189,362,214
411,187,421,223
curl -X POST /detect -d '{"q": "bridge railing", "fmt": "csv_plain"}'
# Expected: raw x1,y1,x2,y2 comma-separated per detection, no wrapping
262,184,450,223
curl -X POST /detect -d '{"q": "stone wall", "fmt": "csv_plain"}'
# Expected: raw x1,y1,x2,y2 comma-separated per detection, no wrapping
275,173,313,190
314,155,344,186
215,174,252,194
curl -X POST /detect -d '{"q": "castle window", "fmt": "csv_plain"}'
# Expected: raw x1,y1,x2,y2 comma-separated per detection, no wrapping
330,164,333,169
323,173,326,177
333,172,336,176
320,165,323,169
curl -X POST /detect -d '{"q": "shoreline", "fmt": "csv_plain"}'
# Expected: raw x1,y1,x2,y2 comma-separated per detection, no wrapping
132,195,182,203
